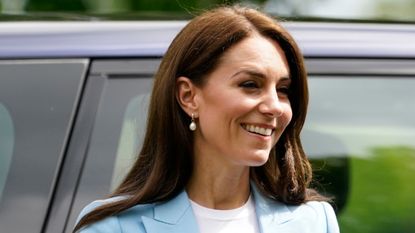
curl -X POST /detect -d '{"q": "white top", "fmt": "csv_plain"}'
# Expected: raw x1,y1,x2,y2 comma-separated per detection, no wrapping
190,195,260,233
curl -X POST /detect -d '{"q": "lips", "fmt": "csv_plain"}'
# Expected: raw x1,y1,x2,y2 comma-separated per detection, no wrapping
241,124,274,136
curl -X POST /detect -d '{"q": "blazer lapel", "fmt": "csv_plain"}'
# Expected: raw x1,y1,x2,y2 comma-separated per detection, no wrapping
252,185,294,233
141,190,199,233
141,185,294,233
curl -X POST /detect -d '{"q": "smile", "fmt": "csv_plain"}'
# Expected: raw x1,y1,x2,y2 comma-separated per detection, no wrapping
241,124,274,136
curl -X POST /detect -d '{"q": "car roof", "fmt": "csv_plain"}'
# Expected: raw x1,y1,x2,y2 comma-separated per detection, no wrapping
1,21,415,59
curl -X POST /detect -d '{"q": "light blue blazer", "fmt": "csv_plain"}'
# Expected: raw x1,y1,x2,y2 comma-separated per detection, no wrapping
76,185,340,233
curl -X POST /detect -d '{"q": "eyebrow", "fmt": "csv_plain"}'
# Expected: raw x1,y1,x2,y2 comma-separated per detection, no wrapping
231,69,291,81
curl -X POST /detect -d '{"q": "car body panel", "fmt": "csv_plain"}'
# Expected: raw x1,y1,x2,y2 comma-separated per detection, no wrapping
1,21,415,59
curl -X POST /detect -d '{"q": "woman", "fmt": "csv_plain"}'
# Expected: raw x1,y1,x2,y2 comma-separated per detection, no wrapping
74,5,340,233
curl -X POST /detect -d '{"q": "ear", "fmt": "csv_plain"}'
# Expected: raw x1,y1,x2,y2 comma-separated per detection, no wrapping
176,76,200,116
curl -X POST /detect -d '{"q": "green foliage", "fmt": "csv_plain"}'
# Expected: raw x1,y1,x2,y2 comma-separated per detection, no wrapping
129,0,196,12
311,156,350,212
22,0,267,13
25,0,87,11
313,146,415,233
375,0,415,21
127,0,267,11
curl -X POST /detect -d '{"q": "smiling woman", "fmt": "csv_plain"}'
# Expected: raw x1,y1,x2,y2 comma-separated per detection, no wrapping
73,5,339,233
176,35,293,170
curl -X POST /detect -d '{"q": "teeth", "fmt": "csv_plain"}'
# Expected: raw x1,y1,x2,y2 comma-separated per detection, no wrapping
243,124,273,136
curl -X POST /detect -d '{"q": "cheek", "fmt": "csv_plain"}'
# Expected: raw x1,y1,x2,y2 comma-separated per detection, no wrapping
273,109,292,146
279,104,293,130
198,93,231,129
285,105,293,124
202,89,250,115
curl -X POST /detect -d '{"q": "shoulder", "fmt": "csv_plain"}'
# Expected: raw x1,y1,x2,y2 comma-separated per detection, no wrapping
75,196,154,233
288,201,340,233
252,187,340,233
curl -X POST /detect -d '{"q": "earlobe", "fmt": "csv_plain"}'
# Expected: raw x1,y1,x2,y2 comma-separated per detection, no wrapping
176,76,199,115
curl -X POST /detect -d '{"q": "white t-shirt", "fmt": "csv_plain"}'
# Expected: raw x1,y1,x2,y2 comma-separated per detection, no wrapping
190,195,260,233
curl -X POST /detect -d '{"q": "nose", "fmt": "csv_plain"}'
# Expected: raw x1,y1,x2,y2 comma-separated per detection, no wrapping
258,90,284,118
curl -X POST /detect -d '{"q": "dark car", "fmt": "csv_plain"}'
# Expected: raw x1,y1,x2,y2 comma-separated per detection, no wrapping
0,21,414,233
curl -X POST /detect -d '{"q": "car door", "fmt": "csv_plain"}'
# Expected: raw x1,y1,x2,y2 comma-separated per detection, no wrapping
0,59,88,233
44,59,161,233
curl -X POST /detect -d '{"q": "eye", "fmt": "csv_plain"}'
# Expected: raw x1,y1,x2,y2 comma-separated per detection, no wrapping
239,80,259,89
277,86,291,96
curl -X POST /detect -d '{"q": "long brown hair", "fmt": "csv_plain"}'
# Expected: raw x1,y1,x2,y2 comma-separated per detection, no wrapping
74,5,326,232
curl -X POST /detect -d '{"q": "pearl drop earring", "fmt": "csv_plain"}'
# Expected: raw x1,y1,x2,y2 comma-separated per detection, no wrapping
189,113,196,131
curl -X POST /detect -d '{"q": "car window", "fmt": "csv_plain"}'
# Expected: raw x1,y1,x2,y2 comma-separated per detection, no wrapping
111,93,150,190
0,104,14,202
66,71,154,232
303,76,415,233
0,60,87,233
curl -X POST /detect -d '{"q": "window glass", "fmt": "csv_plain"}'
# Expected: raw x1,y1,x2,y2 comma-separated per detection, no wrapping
67,77,153,232
303,77,415,233
0,60,87,233
111,93,150,190
0,104,14,202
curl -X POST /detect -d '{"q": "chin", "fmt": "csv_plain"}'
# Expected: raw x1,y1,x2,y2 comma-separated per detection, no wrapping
246,151,271,167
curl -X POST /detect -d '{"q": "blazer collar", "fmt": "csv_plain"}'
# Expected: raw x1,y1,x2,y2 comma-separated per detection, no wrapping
141,191,199,233
251,184,294,233
141,184,294,233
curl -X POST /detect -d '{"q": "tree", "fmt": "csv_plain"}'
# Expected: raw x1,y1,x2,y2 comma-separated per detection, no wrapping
25,0,86,11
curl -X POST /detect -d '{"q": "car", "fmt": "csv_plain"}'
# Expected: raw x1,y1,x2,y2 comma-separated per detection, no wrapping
0,20,414,233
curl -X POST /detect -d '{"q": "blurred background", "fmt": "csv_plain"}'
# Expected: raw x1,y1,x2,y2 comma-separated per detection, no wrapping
1,0,415,21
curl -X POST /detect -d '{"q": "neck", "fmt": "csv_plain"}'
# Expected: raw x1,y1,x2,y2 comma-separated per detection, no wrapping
186,149,251,210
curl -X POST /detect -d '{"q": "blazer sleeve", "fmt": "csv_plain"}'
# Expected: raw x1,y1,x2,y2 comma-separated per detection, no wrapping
321,202,340,233
74,200,123,233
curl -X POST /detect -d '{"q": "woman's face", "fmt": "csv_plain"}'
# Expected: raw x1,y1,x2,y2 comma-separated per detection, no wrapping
193,34,293,167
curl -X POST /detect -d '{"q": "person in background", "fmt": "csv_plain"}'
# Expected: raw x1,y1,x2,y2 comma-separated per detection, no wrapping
74,5,340,233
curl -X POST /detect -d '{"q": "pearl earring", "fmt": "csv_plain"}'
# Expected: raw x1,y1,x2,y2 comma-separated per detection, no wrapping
189,113,196,131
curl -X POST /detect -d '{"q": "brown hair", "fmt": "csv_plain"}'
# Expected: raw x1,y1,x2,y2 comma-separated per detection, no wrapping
74,5,327,232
